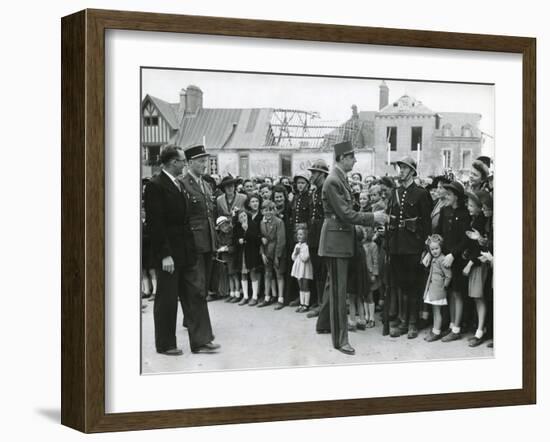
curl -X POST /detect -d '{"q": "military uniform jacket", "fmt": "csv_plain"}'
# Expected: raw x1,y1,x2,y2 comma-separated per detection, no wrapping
308,187,324,249
179,172,216,254
386,182,432,255
318,166,375,258
144,171,196,268
290,190,311,228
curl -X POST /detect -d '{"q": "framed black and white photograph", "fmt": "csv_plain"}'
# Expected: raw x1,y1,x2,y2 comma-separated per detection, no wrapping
61,9,536,433
139,68,496,374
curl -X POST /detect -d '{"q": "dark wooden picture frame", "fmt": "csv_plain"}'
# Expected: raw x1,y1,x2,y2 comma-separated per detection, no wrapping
61,9,536,433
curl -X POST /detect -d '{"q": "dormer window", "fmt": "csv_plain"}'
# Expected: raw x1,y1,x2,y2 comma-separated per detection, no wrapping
144,116,159,126
461,125,472,137
442,123,453,137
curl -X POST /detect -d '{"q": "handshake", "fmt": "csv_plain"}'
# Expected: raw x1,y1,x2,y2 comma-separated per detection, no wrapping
373,211,389,225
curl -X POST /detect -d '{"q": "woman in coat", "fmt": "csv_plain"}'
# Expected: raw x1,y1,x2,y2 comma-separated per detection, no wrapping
234,209,262,306
436,181,471,342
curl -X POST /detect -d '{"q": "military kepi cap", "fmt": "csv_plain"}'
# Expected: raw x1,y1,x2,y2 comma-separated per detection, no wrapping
396,156,418,176
184,144,209,160
334,140,354,157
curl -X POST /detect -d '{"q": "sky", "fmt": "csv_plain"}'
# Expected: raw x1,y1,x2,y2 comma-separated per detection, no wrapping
142,68,495,153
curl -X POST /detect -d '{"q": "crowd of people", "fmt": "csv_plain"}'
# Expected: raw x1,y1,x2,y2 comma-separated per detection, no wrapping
141,141,494,357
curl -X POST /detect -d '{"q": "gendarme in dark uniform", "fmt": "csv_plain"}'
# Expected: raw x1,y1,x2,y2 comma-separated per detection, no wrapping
317,141,386,355
386,156,432,339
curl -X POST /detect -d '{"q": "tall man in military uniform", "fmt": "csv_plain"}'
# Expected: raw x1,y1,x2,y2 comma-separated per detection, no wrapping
305,159,329,319
386,157,432,339
318,141,388,355
144,145,217,355
179,144,221,353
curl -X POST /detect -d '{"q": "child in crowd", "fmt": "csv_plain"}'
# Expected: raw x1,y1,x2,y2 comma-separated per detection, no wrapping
463,191,490,347
258,200,286,308
423,234,452,342
290,227,313,312
368,184,386,212
234,209,262,306
363,227,380,328
359,190,370,212
348,226,368,330
215,216,240,302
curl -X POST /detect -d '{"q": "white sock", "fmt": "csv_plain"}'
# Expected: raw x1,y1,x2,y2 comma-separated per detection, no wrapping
432,328,441,335
449,322,455,330
475,329,484,339
452,326,461,334
299,291,304,306
241,280,249,299
368,303,375,321
304,291,311,307
278,296,284,304
251,280,259,300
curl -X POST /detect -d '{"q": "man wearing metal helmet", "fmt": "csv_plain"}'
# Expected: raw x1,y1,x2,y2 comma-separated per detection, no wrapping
386,156,432,339
318,141,388,355
305,159,330,319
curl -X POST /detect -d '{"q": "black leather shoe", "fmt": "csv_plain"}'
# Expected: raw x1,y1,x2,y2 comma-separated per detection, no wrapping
238,298,248,306
274,302,285,310
407,325,419,339
159,348,183,356
191,342,221,354
306,309,320,318
289,299,300,307
338,344,355,355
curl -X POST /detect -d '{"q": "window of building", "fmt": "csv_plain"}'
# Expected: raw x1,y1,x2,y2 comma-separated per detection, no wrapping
461,149,472,170
461,125,472,137
442,124,452,137
386,126,397,151
442,149,452,170
411,127,422,151
209,156,218,175
239,154,249,178
144,116,159,126
281,154,292,177
147,145,161,164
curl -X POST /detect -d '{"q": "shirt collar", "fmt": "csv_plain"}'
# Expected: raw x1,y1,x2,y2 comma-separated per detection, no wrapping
188,169,202,183
162,169,180,187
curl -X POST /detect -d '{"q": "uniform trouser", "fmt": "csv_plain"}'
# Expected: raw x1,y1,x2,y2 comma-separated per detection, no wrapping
316,257,350,349
197,252,213,296
310,247,326,307
155,263,214,353
390,254,422,327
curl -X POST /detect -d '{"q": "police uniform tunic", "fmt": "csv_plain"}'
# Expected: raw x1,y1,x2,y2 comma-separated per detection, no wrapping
386,181,432,326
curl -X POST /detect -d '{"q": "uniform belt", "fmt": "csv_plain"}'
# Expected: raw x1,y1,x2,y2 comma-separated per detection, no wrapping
324,215,338,220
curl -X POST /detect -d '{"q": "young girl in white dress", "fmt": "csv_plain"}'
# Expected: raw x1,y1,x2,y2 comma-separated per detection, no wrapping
290,227,314,312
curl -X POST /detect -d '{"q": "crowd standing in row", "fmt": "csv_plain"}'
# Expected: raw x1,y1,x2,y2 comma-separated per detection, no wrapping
142,141,494,357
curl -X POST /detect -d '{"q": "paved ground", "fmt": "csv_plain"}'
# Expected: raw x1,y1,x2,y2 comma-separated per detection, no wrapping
141,297,493,374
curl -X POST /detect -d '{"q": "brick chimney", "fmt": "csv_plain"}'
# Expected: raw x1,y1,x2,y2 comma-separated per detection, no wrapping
379,81,389,110
185,85,203,115
178,88,186,114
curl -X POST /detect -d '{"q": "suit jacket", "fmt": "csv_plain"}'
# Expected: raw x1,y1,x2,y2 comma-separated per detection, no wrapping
144,171,196,268
318,166,375,258
216,193,247,218
179,173,216,254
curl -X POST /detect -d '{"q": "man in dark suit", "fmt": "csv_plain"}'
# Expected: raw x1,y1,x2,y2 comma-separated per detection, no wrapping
317,141,388,355
144,145,218,355
179,145,218,304
386,156,432,339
